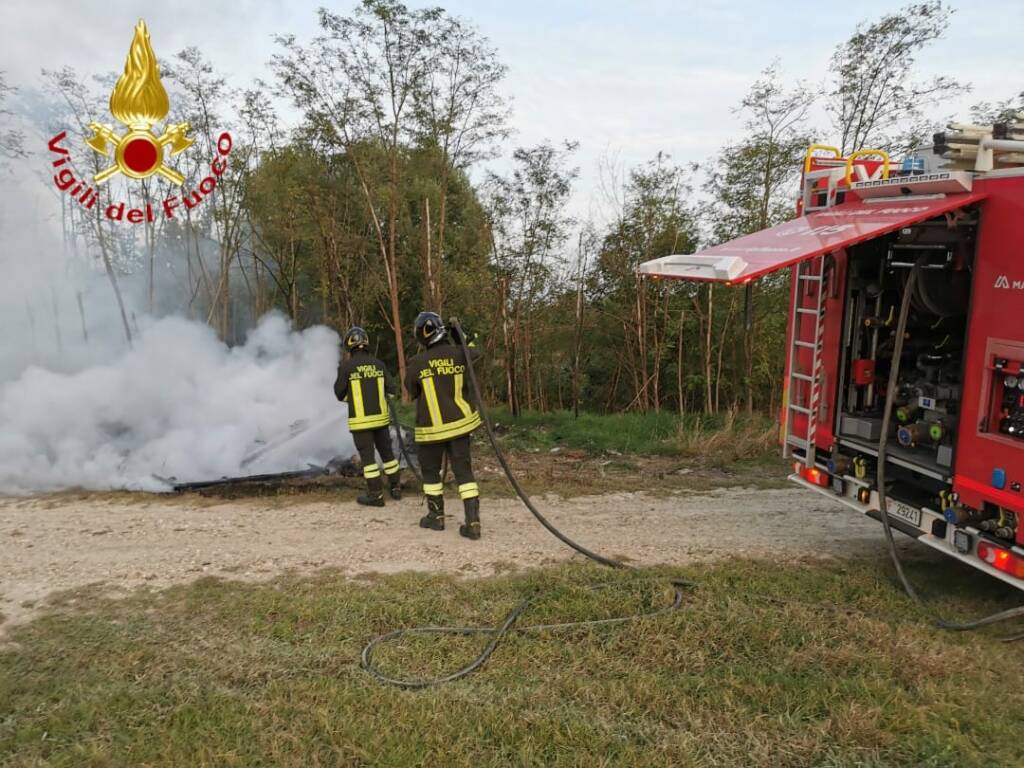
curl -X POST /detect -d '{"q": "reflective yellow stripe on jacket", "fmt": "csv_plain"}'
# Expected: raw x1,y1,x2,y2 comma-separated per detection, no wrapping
348,378,390,431
453,373,472,418
414,411,481,443
406,344,482,443
414,371,480,442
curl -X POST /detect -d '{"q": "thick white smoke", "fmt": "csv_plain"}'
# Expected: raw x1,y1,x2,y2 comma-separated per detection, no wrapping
0,100,363,495
0,313,354,494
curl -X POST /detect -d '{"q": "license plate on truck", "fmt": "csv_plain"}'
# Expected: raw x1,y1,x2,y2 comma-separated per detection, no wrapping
888,501,922,527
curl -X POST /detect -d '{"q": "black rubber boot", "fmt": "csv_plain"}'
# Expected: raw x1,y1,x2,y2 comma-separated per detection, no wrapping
419,495,445,530
387,471,402,500
460,497,481,540
357,477,385,507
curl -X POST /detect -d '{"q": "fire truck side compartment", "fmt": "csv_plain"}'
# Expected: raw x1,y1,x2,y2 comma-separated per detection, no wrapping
954,177,1024,546
820,177,1024,549
830,206,974,501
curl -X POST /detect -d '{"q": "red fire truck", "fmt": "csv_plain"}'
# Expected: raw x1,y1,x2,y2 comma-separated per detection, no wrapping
640,117,1024,590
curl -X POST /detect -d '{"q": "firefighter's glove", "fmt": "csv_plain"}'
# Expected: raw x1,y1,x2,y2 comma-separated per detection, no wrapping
448,319,478,348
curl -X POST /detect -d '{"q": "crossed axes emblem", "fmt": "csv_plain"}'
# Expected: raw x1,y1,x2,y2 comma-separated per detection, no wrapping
85,121,193,185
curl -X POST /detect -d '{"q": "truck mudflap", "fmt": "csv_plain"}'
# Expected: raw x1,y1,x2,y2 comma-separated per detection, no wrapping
789,473,1024,592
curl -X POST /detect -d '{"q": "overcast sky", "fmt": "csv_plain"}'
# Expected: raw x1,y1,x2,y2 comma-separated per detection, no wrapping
4,0,1022,220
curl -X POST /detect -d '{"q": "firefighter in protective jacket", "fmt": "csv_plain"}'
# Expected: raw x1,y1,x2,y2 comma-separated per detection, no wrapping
404,312,482,539
334,327,401,506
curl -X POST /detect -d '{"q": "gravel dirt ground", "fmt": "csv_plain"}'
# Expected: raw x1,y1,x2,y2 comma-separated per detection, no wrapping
0,483,918,635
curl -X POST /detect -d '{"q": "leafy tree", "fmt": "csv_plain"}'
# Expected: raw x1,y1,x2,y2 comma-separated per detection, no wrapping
41,67,134,345
245,138,491,377
411,13,510,311
970,90,1024,124
17,2,993,421
827,1,967,154
704,65,812,412
247,145,332,323
705,64,813,243
274,1,445,390
592,154,698,413
485,141,579,414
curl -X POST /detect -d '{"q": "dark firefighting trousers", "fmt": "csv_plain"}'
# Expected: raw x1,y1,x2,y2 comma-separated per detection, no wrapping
417,434,479,502
352,427,399,483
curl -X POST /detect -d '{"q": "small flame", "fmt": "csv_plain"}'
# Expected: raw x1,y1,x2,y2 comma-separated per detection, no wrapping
109,20,169,129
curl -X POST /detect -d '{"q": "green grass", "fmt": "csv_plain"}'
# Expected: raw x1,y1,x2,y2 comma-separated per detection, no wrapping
487,406,688,454
3,558,1024,767
459,406,779,459
392,402,778,458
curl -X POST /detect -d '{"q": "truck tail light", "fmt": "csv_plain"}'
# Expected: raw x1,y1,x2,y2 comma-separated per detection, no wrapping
794,464,830,487
977,541,1024,579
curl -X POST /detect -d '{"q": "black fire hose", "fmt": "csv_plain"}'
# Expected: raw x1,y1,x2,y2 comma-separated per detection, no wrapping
387,398,456,492
876,259,1024,636
360,580,690,689
455,325,626,570
386,396,422,485
360,321,693,688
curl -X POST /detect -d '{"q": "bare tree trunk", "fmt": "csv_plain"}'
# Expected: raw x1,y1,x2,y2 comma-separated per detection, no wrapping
185,214,196,320
499,276,517,415
290,239,299,320
523,316,533,410
676,306,685,413
571,237,587,419
142,181,155,315
651,285,670,413
634,275,649,412
744,283,755,414
605,350,625,413
703,285,714,414
624,319,641,409
435,168,449,314
386,141,408,396
76,291,88,343
253,246,264,319
347,146,408,396
328,236,347,328
714,292,738,414
220,245,232,340
511,296,528,415
423,198,438,309
49,286,63,355
94,214,132,347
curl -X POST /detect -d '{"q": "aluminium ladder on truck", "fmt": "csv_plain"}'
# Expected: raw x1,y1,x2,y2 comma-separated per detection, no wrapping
783,254,828,467
785,146,870,466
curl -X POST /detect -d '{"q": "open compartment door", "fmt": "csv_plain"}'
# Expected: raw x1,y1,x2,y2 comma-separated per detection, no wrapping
638,193,986,284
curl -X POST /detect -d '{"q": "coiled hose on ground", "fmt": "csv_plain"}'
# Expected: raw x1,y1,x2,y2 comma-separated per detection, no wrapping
361,322,692,688
362,286,1024,690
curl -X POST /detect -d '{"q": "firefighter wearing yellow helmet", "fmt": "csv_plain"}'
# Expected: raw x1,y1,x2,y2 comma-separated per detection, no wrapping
404,312,482,539
334,326,401,506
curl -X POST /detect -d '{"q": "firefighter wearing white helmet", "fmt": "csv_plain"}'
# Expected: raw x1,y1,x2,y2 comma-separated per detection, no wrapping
404,311,482,539
334,326,401,506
